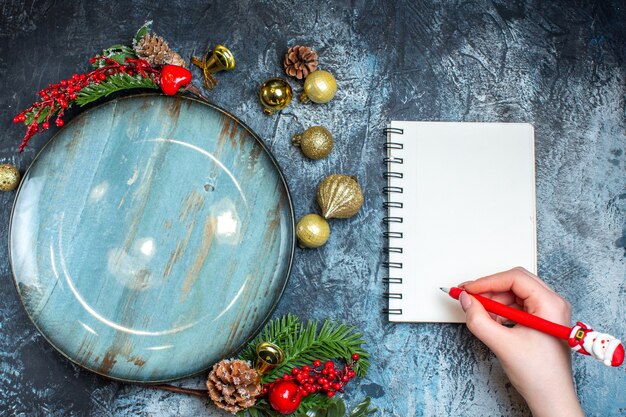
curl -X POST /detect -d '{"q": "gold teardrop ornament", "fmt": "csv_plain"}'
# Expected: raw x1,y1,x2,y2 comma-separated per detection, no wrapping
292,126,334,160
316,174,364,219
296,214,330,248
0,164,20,192
299,70,337,104
259,77,293,115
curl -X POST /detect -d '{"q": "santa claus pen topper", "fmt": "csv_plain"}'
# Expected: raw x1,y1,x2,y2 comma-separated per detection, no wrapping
441,287,624,367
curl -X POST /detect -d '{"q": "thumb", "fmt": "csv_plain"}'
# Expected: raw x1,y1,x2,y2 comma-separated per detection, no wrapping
460,291,512,354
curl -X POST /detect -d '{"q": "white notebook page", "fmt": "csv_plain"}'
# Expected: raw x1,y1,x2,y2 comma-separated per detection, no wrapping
385,121,537,323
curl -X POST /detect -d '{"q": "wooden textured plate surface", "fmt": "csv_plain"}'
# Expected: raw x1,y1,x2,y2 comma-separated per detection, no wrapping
9,95,294,382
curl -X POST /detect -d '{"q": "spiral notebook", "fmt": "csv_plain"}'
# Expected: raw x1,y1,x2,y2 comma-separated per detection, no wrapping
383,121,537,323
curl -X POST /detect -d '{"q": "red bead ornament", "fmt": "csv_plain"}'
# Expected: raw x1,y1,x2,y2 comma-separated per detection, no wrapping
268,380,302,415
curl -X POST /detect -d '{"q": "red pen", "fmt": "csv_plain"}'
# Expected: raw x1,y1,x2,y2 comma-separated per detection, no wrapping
441,287,624,367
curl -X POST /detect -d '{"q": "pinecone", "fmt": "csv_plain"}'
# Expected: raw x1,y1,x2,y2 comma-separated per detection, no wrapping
284,45,318,80
134,33,187,68
206,359,262,414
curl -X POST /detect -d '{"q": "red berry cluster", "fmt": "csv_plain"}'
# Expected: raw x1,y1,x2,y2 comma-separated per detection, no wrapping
12,57,160,152
264,353,360,399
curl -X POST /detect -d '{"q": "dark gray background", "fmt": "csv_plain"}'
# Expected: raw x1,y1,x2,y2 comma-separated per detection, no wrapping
1,0,624,416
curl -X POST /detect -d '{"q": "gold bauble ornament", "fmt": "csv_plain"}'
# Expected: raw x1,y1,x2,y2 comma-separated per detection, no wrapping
299,70,337,104
296,214,330,248
316,174,364,219
259,77,293,115
292,126,334,160
0,164,20,192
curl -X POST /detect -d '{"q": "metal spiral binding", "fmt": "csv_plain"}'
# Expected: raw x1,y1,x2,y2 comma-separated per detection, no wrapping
382,127,404,315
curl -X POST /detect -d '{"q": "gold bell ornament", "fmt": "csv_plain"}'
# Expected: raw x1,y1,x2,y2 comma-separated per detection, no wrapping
0,164,20,192
292,126,334,160
296,214,330,248
191,44,236,90
259,78,293,115
254,341,285,374
317,174,364,219
299,70,337,104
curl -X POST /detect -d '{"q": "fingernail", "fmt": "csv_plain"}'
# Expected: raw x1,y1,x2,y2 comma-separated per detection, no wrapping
459,291,472,311
457,281,470,289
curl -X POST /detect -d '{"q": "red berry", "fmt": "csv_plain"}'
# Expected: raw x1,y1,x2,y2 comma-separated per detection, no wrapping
19,114,26,122
332,382,342,390
305,384,316,393
268,381,302,415
69,93,77,100
301,365,311,373
98,73,106,81
351,353,360,361
283,374,291,381
291,368,299,375
313,360,322,367
262,387,268,395
55,118,64,127
342,375,350,383
322,383,331,390
317,377,327,385
13,116,20,123
348,370,356,378
327,391,335,398
42,121,50,130
307,378,315,384
324,361,334,368
74,85,81,92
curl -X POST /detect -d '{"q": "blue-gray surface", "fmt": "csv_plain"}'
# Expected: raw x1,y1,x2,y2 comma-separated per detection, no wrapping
0,0,624,416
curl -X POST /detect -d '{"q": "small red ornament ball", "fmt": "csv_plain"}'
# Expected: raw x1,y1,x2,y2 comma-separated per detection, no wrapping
268,380,302,415
160,65,192,95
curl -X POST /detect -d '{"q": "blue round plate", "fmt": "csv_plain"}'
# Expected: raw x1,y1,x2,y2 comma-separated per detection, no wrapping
9,95,294,382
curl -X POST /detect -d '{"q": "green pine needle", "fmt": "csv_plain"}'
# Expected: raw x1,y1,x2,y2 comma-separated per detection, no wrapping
238,315,370,384
75,73,159,106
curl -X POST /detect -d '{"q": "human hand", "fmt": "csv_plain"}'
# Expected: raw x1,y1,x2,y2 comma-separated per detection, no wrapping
458,267,584,417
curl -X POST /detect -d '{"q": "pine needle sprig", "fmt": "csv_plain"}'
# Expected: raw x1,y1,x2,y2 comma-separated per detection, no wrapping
75,72,159,106
238,315,369,384
239,314,300,363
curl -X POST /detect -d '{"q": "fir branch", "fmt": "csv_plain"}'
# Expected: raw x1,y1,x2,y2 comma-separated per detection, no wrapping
239,314,300,364
238,315,369,384
75,72,159,106
274,319,370,379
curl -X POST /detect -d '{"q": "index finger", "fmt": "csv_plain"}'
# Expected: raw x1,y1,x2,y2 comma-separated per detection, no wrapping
459,267,556,302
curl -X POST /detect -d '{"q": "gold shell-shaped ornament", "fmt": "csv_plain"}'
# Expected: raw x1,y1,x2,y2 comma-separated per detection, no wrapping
316,174,364,219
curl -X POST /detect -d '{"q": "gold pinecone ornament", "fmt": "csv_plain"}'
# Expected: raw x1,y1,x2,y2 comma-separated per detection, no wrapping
206,359,262,413
134,33,187,68
317,174,364,219
284,45,319,80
